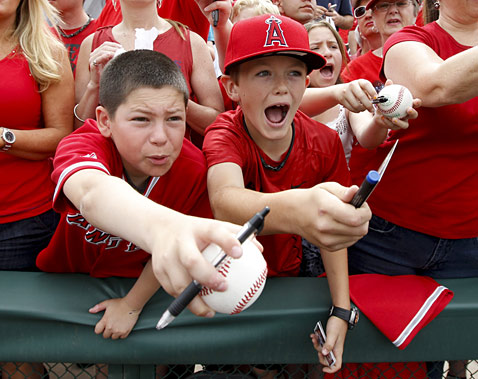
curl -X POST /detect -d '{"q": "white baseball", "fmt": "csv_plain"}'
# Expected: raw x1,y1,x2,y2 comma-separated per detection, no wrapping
377,84,413,119
199,239,268,315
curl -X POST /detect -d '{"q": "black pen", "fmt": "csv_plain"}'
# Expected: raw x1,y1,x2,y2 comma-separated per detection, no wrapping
156,207,270,330
372,96,388,104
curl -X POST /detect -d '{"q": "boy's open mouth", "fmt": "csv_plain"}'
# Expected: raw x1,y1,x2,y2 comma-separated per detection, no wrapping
265,104,289,124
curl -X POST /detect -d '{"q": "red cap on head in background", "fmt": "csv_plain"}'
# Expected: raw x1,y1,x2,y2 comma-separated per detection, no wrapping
223,14,326,74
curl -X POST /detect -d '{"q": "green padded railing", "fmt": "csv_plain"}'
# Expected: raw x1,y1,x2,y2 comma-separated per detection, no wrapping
1,272,477,373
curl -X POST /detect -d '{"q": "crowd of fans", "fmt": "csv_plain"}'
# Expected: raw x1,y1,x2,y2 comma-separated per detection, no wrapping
1,0,476,378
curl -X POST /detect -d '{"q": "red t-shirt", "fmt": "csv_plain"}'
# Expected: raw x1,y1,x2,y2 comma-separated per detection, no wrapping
36,121,212,278
353,22,478,238
203,108,351,277
51,19,98,76
341,50,385,92
96,0,210,41
0,51,54,223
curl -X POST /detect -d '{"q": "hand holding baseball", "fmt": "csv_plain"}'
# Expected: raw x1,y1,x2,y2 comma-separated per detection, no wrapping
376,82,421,119
200,239,268,314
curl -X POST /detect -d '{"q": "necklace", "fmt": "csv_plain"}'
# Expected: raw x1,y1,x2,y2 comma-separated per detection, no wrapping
243,116,295,172
58,16,92,38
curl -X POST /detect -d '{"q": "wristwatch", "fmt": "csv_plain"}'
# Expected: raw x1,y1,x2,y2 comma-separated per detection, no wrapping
1,128,16,151
329,305,359,330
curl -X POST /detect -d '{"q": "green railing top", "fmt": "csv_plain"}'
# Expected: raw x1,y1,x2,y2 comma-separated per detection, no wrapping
1,271,477,364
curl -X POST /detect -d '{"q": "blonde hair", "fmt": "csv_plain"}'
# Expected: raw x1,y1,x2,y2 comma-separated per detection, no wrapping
166,19,188,40
230,0,280,23
13,0,66,91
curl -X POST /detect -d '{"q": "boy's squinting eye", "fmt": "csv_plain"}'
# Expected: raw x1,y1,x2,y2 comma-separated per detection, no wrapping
132,116,149,122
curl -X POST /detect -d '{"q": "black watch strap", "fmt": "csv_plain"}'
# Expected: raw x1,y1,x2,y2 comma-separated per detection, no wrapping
329,305,359,330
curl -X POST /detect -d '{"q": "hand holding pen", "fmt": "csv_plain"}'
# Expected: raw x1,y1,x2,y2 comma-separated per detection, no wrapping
211,0,219,27
156,207,270,330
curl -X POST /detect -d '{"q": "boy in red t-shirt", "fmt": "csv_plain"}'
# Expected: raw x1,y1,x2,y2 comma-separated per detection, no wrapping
202,15,371,372
36,50,245,339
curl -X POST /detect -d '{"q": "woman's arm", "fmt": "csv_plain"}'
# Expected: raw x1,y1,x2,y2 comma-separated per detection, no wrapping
187,32,225,135
384,41,478,107
74,36,122,128
1,47,74,160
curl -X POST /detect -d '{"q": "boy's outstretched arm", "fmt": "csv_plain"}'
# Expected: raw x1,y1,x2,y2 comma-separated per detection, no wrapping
207,163,371,252
64,169,244,317
89,259,160,339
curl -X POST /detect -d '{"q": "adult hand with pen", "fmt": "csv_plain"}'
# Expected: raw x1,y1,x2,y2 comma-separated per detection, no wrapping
195,0,232,28
195,0,233,71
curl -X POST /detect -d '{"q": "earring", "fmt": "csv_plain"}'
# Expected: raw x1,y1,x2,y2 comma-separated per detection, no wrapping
157,0,162,8
112,0,117,12
433,0,440,9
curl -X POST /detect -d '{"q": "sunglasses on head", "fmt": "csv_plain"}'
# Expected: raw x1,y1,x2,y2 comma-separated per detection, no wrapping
354,5,367,18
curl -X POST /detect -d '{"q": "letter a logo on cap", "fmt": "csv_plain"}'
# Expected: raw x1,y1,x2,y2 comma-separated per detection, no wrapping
264,15,288,47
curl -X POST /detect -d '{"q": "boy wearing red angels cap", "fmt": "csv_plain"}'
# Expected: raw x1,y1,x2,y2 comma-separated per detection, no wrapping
202,14,371,372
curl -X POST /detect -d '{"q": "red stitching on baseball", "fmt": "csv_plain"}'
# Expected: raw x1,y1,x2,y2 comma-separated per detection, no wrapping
217,257,232,278
231,266,268,315
381,86,404,116
200,257,233,296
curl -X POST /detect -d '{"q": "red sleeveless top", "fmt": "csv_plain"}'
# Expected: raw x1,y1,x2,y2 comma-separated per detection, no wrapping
92,25,193,96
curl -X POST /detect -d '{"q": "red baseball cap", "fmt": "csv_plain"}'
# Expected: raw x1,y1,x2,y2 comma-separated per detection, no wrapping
223,14,326,74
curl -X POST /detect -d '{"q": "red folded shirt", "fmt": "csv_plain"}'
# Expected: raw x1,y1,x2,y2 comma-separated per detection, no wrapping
349,274,454,349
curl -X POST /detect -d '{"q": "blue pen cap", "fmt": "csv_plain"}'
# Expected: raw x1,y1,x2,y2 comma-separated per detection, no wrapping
366,170,380,185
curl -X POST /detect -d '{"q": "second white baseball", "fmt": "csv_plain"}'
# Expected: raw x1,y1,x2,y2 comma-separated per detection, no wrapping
199,239,268,315
377,84,413,119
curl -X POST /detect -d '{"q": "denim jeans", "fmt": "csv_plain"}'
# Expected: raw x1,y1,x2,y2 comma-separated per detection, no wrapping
348,214,478,279
0,209,60,271
299,238,325,277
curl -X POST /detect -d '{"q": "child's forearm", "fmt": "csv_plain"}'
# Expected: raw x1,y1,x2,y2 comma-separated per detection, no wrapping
350,110,389,149
300,86,343,117
320,248,350,310
123,260,160,311
209,181,305,236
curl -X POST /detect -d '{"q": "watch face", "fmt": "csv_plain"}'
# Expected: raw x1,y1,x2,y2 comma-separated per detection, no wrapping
4,130,15,144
